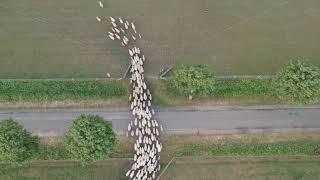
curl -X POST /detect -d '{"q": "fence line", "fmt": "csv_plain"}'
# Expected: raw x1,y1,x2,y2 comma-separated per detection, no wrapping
0,75,273,81
156,157,176,180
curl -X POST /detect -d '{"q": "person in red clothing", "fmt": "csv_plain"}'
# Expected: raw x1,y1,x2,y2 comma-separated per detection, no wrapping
196,128,200,136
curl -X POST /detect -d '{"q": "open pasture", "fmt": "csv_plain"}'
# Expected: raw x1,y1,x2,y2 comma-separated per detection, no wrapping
1,157,319,180
161,156,320,180
0,0,320,78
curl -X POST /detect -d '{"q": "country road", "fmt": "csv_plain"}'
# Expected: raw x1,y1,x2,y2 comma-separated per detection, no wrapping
0,106,319,136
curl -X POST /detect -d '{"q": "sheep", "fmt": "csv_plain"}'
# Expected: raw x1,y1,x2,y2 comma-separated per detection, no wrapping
110,16,115,22
96,16,101,22
98,1,104,8
119,17,124,24
108,35,115,40
115,33,120,40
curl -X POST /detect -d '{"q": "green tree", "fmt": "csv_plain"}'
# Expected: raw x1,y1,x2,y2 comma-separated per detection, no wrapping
167,64,215,99
63,114,116,163
274,60,320,103
0,119,39,162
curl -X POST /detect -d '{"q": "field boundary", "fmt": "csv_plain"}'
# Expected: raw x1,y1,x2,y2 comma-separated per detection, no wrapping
157,157,176,180
0,75,273,81
2,155,318,167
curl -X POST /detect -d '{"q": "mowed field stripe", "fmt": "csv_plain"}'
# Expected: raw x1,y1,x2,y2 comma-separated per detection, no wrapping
0,0,320,78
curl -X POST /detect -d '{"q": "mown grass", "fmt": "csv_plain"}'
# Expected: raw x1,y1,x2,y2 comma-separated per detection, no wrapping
0,79,318,108
1,133,319,179
1,157,320,180
212,79,274,97
164,77,274,98
161,157,320,180
176,141,319,157
152,79,284,106
1,0,320,78
0,80,127,101
159,133,320,161
30,133,320,161
0,160,129,180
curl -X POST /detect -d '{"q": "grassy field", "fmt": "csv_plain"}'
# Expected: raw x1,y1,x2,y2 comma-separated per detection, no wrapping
161,156,320,180
0,160,130,180
34,133,320,161
1,157,319,180
1,0,320,78
1,133,320,179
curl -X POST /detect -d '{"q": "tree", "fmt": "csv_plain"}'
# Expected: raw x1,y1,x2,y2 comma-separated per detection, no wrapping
63,114,116,163
274,60,320,103
167,64,215,99
0,119,39,162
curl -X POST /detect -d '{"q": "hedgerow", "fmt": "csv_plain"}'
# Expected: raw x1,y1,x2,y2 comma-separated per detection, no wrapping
0,80,127,101
211,79,273,97
165,64,273,98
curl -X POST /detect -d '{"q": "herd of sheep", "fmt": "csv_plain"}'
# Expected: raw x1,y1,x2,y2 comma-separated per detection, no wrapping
96,1,163,179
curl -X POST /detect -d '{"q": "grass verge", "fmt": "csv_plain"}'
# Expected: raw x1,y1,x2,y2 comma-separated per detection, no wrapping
1,157,320,180
0,80,127,101
152,79,287,106
161,156,320,180
1,133,319,179
30,132,320,161
0,79,319,109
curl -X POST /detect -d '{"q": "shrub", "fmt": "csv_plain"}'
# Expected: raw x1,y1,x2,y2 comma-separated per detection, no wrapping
166,64,215,99
274,60,320,103
0,119,39,162
63,114,116,163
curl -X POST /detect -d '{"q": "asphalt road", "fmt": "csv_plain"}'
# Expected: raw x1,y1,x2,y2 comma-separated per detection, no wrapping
0,106,319,136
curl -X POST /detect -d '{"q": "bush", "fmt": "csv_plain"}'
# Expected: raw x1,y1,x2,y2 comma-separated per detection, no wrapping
0,119,39,162
166,64,215,99
0,80,127,101
274,60,320,103
63,114,116,163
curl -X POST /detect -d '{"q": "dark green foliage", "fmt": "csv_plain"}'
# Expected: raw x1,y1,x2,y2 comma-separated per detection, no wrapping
166,64,275,99
63,114,116,163
35,143,69,160
0,119,39,162
177,141,320,156
167,64,215,98
212,79,273,97
274,60,320,103
315,147,320,155
166,75,273,99
0,80,127,101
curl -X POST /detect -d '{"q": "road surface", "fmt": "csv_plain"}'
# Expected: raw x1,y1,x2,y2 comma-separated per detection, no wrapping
0,106,319,136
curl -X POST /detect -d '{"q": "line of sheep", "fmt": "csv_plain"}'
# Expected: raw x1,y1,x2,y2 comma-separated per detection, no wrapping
96,2,163,179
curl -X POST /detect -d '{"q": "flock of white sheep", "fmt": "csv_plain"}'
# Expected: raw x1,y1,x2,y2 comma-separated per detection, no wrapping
96,2,163,179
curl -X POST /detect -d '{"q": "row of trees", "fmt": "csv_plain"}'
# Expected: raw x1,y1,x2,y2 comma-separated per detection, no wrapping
0,115,116,163
167,60,320,103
